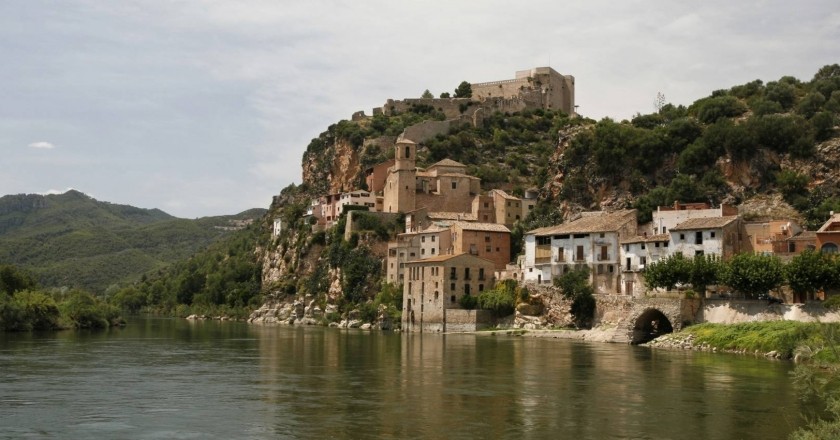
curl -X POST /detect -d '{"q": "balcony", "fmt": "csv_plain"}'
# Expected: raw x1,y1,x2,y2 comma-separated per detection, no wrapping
535,245,551,264
593,238,612,246
596,254,612,261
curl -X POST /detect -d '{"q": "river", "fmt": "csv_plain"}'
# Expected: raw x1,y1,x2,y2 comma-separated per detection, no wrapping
0,317,808,439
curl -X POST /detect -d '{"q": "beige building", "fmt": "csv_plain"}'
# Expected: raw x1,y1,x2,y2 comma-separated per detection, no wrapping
744,220,803,255
402,253,496,333
449,221,511,271
471,67,576,116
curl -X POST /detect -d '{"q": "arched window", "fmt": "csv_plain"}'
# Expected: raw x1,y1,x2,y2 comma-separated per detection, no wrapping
821,242,839,254
405,145,411,159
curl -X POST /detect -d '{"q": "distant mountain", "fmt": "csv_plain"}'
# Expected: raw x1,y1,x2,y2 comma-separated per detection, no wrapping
0,190,266,293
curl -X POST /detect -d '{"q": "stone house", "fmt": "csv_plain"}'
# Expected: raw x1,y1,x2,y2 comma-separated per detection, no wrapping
386,226,453,284
489,189,532,227
448,221,511,271
816,212,840,254
522,210,637,293
402,253,496,333
668,216,748,259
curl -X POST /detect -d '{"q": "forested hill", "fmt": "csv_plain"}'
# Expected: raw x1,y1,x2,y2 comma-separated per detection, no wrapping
0,190,266,293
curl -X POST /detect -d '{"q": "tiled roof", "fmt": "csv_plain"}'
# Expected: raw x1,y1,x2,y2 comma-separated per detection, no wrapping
429,158,467,168
428,212,477,221
403,253,495,265
527,210,637,236
790,231,817,240
490,189,519,200
670,216,738,231
817,214,840,232
450,221,511,233
621,233,670,244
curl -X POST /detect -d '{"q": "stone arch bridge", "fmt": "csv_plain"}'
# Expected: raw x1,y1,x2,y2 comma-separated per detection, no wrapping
594,295,703,344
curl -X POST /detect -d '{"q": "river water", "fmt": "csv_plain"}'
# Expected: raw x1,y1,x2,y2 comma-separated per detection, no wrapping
0,317,808,439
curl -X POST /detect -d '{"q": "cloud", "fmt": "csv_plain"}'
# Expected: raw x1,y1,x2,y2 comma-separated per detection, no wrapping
28,141,55,149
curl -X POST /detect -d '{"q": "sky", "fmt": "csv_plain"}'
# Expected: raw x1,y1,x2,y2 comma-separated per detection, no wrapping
1,1,838,218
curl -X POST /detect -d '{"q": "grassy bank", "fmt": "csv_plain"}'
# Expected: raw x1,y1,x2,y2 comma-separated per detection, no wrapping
680,321,840,362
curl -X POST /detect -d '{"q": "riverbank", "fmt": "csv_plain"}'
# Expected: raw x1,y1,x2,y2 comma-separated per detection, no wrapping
475,321,840,365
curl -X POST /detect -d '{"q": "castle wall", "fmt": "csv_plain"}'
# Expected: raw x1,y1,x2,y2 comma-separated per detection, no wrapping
401,120,454,144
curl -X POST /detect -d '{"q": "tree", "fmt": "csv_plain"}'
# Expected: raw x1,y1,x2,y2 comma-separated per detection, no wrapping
0,265,38,296
554,267,595,328
689,254,723,294
439,92,451,98
454,81,472,98
654,92,666,112
477,280,517,317
720,253,784,298
785,250,836,301
643,254,693,291
421,89,434,99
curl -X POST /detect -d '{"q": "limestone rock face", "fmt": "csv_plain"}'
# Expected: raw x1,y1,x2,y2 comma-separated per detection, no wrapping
512,286,575,329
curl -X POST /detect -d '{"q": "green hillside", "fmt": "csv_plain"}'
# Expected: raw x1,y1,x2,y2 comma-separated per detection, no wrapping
0,190,266,293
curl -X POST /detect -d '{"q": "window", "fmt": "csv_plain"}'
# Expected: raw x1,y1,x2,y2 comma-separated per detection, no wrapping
465,284,471,295
640,256,647,266
431,248,436,255
625,245,629,252
465,268,471,280
421,249,425,255
695,250,704,256
479,284,484,292
431,236,436,242
537,236,550,245
451,181,457,190
479,268,485,280
451,295,456,303
576,245,584,261
484,202,489,208
600,233,605,238
679,233,685,240
450,267,457,279
486,245,491,252
405,145,411,158
641,243,646,250
450,283,455,291
421,236,425,242
485,235,491,242
695,231,703,245
434,291,439,300
710,231,716,238
655,242,660,248
608,265,614,273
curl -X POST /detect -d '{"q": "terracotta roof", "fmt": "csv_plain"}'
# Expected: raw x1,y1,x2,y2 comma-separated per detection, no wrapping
621,233,670,244
428,158,467,168
670,216,738,231
403,253,495,265
790,231,817,240
428,212,477,221
490,189,519,200
450,221,511,233
817,214,840,232
527,210,637,236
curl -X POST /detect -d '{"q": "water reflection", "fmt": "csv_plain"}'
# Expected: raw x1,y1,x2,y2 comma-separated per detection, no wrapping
252,328,803,439
0,319,807,440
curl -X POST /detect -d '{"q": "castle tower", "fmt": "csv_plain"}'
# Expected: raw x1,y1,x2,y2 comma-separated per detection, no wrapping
384,140,417,213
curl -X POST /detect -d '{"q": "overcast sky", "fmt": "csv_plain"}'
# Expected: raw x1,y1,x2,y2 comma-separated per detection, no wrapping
1,1,837,218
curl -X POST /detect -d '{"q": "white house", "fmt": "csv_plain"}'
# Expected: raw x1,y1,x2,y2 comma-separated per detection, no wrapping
523,210,637,293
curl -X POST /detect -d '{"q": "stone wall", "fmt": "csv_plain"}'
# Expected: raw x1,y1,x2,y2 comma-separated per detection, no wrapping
702,299,840,324
445,309,493,332
401,120,454,144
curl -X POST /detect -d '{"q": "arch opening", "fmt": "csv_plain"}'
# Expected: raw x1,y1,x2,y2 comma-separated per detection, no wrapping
631,308,674,345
